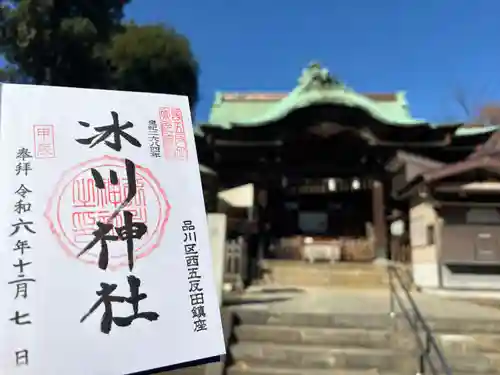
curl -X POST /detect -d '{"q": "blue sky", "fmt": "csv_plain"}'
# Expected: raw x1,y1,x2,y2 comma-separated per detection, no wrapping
2,1,499,123
125,0,500,123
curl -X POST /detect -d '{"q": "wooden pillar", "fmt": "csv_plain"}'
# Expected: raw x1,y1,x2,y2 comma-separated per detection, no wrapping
246,181,269,282
255,186,269,261
372,180,388,259
204,173,219,213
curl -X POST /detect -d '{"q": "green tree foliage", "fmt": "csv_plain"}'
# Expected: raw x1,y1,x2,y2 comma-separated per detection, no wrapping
108,23,199,106
1,0,128,87
0,0,199,106
0,65,24,83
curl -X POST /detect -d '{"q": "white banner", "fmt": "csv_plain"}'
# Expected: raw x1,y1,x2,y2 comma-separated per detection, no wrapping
0,84,225,374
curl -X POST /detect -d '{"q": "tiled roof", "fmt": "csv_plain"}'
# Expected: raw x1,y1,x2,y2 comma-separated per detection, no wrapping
220,92,398,102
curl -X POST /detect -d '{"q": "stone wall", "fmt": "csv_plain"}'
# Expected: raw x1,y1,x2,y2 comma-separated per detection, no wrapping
409,199,440,288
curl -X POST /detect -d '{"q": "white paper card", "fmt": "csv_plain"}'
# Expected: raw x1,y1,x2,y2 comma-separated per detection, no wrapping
0,84,225,375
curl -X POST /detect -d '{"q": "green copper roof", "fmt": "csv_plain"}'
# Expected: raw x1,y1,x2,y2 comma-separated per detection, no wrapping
193,126,204,137
207,63,430,129
203,62,500,139
208,92,280,127
454,125,499,137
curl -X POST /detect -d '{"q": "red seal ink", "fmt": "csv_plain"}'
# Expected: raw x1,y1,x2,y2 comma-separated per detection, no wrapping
33,125,56,158
158,106,188,161
45,155,170,270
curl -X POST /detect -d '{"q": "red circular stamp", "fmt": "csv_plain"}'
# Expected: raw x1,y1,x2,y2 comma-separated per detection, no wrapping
44,155,171,270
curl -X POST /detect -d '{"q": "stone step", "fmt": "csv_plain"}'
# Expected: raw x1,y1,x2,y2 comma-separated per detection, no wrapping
230,342,398,370
235,325,391,349
233,310,392,330
269,269,388,278
227,364,397,375
400,351,500,374
429,319,500,334
267,277,386,283
263,277,387,289
234,309,500,335
437,333,500,354
228,365,499,375
446,353,500,373
263,262,389,284
230,343,500,374
265,269,387,276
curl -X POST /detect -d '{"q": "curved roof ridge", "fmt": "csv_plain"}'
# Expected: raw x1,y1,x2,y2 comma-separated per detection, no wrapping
227,62,426,127
218,91,401,103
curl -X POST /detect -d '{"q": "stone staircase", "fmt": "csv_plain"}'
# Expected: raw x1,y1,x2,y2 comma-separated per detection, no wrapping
431,318,500,375
222,261,500,375
261,260,390,289
226,309,407,375
226,308,500,375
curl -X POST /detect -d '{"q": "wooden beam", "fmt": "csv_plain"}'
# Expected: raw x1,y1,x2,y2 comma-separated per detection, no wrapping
435,201,500,208
435,182,500,193
214,139,283,147
218,164,379,179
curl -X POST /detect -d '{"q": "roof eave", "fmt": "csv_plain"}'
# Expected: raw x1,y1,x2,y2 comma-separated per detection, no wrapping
231,96,429,128
385,151,445,172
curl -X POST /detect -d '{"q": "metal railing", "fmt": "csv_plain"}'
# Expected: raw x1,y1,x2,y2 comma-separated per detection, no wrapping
388,265,453,375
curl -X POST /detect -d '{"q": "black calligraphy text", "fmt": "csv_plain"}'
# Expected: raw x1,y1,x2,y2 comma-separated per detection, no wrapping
80,275,159,334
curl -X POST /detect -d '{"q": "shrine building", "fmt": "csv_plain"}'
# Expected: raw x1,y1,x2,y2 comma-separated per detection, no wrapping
196,62,500,290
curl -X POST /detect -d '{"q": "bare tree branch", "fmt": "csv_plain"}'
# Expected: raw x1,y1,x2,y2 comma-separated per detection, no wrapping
451,83,496,125
454,87,471,119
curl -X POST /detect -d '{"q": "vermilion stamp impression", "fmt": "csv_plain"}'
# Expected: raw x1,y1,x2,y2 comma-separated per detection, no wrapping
158,106,188,161
33,124,56,158
45,155,170,270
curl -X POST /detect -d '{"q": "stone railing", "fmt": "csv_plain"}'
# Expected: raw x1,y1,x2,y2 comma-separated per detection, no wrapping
223,237,247,292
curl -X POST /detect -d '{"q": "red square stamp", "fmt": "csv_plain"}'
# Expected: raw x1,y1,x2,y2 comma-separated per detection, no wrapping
33,125,56,158
158,107,188,161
